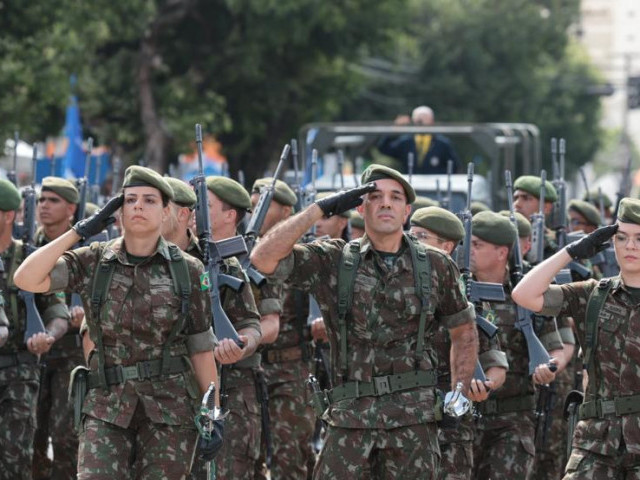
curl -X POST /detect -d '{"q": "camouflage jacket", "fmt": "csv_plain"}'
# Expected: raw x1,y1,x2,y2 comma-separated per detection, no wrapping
482,278,563,400
269,234,474,429
0,239,70,355
185,229,261,368
541,276,640,456
48,236,216,429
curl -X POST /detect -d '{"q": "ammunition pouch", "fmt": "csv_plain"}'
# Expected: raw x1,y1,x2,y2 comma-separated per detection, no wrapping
69,365,90,432
563,390,584,459
578,394,640,420
477,394,535,416
86,356,187,389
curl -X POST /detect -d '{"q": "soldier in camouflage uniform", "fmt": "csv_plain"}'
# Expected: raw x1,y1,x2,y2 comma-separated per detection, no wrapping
470,211,564,480
31,176,84,480
251,164,478,479
513,199,640,479
15,166,221,479
583,190,613,224
0,179,71,479
163,177,263,480
410,206,509,480
250,178,317,480
349,210,365,240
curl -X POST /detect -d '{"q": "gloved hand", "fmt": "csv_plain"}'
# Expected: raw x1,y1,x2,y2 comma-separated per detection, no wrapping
315,183,376,217
197,419,224,462
73,194,124,241
566,224,618,260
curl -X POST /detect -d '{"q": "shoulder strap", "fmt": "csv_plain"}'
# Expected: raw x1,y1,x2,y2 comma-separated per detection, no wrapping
405,233,432,367
337,240,361,380
163,244,191,375
7,241,23,329
584,277,615,394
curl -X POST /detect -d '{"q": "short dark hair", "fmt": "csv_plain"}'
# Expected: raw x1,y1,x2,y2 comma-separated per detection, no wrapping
220,200,246,226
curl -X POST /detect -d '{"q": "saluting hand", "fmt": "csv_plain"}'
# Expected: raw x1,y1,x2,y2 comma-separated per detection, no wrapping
315,183,376,218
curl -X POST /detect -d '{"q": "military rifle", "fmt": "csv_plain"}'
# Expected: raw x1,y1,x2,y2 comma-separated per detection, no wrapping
579,167,590,202
458,163,504,381
612,154,632,221
20,145,46,343
240,144,290,288
91,153,102,205
8,131,19,186
407,152,414,185
291,139,303,214
75,138,92,224
436,179,442,206
193,124,246,343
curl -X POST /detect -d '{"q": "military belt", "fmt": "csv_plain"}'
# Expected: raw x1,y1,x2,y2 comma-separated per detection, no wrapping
86,356,187,389
579,394,640,420
328,370,437,403
0,351,38,369
264,345,310,364
478,394,535,415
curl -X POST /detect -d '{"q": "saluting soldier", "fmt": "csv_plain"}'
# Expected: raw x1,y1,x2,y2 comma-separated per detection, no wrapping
471,211,564,480
512,200,637,479
15,166,222,479
410,206,508,480
32,176,84,480
0,179,71,479
251,164,478,479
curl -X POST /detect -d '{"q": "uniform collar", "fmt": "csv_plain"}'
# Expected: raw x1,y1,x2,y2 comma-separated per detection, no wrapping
102,236,171,264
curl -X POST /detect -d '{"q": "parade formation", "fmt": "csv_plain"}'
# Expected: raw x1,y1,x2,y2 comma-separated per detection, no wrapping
0,90,638,480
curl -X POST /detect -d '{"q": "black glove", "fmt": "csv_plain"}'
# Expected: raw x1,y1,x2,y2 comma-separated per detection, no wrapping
565,224,618,260
197,419,224,462
315,183,376,217
73,194,124,241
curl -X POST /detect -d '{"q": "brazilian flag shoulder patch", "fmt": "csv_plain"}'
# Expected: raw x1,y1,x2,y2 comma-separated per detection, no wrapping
200,272,211,291
55,292,66,300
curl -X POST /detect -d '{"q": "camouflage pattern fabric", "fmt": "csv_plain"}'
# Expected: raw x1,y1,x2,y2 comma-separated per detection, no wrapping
540,276,640,478
473,285,563,480
564,446,640,479
78,403,198,479
313,423,440,479
268,234,473,477
48,236,215,476
0,363,40,479
0,239,70,479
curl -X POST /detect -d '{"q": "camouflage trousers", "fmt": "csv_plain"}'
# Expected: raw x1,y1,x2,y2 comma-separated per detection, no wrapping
77,404,198,480
190,368,261,480
563,446,640,479
0,362,40,480
532,367,575,480
474,410,536,480
32,348,82,480
438,416,475,480
255,360,315,480
313,423,440,479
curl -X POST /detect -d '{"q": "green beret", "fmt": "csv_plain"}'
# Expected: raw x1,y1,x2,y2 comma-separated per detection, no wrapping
122,166,174,201
568,199,601,227
251,178,297,207
165,177,197,209
470,201,490,215
617,198,640,225
0,179,21,211
499,210,532,238
411,206,465,242
350,210,364,229
41,176,79,204
360,164,416,204
583,190,612,209
84,202,100,219
513,175,558,203
472,211,517,246
412,196,440,210
207,176,252,210
316,192,351,218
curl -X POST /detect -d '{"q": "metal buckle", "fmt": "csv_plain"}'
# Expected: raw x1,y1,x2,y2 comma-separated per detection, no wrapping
600,400,616,417
121,365,139,381
137,361,153,380
374,376,391,396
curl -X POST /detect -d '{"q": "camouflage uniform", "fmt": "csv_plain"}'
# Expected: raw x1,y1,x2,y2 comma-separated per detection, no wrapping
473,282,563,480
540,277,640,479
268,234,474,479
257,283,316,480
434,316,508,479
0,239,70,479
184,231,263,480
47,236,216,479
32,227,84,480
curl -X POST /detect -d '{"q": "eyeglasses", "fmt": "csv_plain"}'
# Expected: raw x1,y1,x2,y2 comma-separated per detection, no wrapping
614,233,640,248
412,231,447,243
